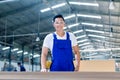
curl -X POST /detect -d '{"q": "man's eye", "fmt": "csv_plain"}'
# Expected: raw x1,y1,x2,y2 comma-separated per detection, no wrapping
55,22,64,24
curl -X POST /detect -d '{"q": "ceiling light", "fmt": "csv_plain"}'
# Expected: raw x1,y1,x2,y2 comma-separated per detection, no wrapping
109,0,115,10
24,52,28,55
40,3,66,13
77,39,88,43
17,50,23,54
2,47,10,50
64,14,101,20
92,39,101,42
52,3,66,9
68,23,79,28
110,33,113,37
33,54,40,58
81,45,93,49
88,34,105,39
81,22,103,27
64,14,75,20
81,48,120,52
79,45,92,49
0,0,18,3
77,14,101,19
81,22,96,26
35,36,40,41
40,8,50,13
69,1,99,7
82,49,111,52
11,48,18,52
73,30,83,34
86,29,104,34
79,42,90,47
76,35,86,39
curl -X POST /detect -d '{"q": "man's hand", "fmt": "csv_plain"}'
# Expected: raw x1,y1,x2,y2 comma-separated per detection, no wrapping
74,65,79,71
41,69,47,72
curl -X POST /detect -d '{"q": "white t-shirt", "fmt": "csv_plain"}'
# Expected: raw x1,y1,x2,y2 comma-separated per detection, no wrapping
43,32,78,52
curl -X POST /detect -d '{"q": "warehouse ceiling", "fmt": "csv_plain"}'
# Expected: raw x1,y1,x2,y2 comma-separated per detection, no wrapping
0,0,120,62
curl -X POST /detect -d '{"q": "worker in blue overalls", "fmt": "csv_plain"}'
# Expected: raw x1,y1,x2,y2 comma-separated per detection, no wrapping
41,14,80,72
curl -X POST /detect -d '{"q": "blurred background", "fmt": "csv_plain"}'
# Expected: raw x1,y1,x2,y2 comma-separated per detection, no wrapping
0,0,120,72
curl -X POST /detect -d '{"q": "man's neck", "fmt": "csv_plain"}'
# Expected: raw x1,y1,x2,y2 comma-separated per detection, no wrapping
56,31,65,37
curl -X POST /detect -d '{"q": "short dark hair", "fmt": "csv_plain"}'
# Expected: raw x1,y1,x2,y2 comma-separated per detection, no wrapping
17,62,21,65
53,14,65,22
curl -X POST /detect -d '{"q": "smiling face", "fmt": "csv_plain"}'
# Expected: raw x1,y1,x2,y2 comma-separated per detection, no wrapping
53,17,65,32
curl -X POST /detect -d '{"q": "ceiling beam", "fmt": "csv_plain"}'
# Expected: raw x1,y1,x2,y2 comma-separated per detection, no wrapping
0,1,41,18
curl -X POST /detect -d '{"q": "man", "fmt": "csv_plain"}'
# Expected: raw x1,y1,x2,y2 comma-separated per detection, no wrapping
17,62,26,72
41,14,80,72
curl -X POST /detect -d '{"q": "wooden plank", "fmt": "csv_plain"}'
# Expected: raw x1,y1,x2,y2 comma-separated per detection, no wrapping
47,60,115,72
0,72,119,80
79,60,115,72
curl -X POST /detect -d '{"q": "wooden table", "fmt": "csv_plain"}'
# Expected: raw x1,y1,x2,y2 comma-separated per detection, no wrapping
0,72,119,80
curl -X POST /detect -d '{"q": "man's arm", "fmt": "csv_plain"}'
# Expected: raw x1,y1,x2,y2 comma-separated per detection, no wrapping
41,47,48,72
73,45,80,71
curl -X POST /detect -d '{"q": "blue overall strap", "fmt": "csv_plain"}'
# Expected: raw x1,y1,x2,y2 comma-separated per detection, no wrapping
66,32,70,40
53,32,69,40
53,33,57,40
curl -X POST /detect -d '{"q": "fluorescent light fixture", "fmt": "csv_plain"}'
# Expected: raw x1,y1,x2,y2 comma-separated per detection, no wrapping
81,48,120,52
2,47,10,50
52,3,66,9
33,54,40,58
88,34,105,39
0,0,18,3
1,0,18,2
35,36,40,41
17,50,23,54
24,52,28,55
109,1,115,10
77,14,101,19
77,39,88,43
97,24,103,27
69,1,99,7
40,3,66,13
111,48,120,50
40,8,50,13
79,44,93,49
86,29,104,34
81,49,109,52
81,22,96,26
68,23,79,28
73,30,83,34
76,35,86,39
11,48,18,52
81,22,103,27
81,45,93,49
64,14,101,21
110,32,113,37
64,14,75,20
79,42,90,47
92,39,101,42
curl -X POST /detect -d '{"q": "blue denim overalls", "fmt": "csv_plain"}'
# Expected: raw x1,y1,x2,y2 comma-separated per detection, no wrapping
50,32,74,71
